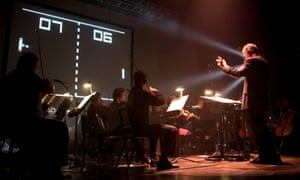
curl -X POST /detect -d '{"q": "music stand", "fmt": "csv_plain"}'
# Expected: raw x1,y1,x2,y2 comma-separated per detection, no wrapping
199,96,248,161
68,92,96,118
42,93,73,122
68,92,97,170
55,97,72,122
160,95,189,119
161,95,199,162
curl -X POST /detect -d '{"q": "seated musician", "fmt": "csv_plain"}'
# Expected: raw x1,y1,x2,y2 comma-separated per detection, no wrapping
160,95,201,154
86,92,109,131
0,52,69,179
85,92,109,156
106,87,127,133
127,70,178,170
189,98,218,154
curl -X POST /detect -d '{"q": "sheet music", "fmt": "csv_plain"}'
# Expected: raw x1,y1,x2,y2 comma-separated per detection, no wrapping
166,95,189,112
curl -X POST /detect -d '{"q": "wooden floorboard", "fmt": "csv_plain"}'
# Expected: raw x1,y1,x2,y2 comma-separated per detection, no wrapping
64,153,300,180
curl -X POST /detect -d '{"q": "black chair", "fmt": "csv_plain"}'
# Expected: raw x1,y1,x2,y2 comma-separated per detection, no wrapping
0,127,24,179
92,106,148,172
0,134,18,166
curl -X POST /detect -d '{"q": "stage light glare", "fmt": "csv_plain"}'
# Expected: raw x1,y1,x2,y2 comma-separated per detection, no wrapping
214,92,222,97
83,81,93,94
204,89,214,96
175,87,184,92
63,92,73,99
83,82,91,88
175,87,184,97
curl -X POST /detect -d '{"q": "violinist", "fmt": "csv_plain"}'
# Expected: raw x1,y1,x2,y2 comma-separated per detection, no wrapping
160,95,201,154
127,70,178,170
189,98,218,153
0,52,69,179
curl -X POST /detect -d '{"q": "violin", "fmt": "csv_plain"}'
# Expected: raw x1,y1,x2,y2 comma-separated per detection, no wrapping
40,78,56,112
181,109,200,121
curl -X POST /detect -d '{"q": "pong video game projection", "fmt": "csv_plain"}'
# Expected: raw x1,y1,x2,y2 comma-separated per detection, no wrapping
6,0,133,98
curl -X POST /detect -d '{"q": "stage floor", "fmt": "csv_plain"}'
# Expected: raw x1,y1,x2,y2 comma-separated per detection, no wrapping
64,153,300,180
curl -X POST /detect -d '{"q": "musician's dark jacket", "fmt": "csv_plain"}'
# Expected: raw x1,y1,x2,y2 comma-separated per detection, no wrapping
1,68,48,132
106,101,126,133
0,53,69,171
218,55,275,156
219,55,269,111
127,85,165,133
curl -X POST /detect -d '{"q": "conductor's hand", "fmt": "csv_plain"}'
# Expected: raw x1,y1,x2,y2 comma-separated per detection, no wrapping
216,56,227,67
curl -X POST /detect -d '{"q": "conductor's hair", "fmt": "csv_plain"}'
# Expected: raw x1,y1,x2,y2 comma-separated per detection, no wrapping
242,43,259,56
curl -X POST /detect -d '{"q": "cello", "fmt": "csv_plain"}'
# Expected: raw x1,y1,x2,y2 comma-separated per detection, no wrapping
275,109,297,136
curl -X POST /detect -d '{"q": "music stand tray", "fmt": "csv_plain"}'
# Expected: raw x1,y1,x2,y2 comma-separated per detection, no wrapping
68,92,97,118
199,96,248,161
67,92,97,170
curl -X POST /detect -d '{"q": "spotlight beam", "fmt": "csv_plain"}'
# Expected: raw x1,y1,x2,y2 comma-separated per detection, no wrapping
158,69,224,91
221,78,244,97
150,15,243,58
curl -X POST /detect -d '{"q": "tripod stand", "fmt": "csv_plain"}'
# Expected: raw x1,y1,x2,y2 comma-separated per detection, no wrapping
196,96,249,161
205,110,249,161
67,92,96,170
171,115,200,163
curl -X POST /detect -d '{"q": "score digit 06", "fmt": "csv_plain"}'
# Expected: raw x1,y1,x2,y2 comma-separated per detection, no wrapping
93,29,112,44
